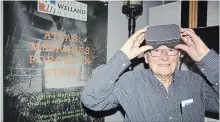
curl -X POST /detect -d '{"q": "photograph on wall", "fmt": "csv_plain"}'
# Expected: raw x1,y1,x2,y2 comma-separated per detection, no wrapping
3,1,108,122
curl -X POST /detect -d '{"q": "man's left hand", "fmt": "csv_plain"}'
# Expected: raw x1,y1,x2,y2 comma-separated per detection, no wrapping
175,28,210,62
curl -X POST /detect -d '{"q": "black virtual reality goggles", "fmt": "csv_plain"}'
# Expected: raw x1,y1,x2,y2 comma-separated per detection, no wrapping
145,24,181,49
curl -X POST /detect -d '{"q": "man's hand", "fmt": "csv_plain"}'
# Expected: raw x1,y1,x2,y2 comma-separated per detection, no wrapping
175,28,210,62
120,27,153,60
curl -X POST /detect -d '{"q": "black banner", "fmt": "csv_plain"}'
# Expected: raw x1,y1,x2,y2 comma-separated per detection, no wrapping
3,1,108,122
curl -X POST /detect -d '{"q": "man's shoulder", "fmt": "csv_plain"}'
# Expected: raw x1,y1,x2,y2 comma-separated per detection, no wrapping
118,68,149,84
116,69,149,89
126,68,150,77
177,69,201,77
175,69,203,83
120,69,147,79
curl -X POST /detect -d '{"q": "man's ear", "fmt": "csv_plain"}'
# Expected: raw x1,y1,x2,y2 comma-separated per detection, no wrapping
177,51,183,69
178,50,185,58
144,53,149,64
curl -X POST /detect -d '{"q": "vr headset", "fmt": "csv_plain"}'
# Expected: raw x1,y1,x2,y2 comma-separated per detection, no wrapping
145,24,181,49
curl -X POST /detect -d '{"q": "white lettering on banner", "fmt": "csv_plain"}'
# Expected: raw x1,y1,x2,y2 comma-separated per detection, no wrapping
38,0,87,21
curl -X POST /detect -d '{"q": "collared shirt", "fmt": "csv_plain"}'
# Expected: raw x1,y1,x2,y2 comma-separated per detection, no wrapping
81,49,219,122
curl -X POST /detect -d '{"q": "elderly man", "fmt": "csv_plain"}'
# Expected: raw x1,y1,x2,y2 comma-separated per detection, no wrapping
81,27,219,122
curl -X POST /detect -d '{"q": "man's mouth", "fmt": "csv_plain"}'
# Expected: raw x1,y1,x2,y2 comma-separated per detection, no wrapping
158,64,170,67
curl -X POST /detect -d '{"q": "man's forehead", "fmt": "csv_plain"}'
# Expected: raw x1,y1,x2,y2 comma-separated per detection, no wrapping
155,45,173,49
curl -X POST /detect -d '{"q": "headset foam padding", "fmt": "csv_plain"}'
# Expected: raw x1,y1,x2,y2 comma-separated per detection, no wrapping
145,24,181,49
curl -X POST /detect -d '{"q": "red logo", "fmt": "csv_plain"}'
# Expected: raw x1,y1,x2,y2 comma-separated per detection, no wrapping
38,1,48,12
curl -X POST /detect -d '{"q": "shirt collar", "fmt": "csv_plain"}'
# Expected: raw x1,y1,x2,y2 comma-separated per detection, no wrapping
147,68,181,87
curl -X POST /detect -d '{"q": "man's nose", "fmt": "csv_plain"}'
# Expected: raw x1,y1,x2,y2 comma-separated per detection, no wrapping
160,50,169,61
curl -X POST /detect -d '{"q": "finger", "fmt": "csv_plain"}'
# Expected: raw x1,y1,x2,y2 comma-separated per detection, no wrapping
137,32,144,39
181,35,193,46
181,32,196,46
183,28,196,35
144,26,149,30
187,28,196,34
133,39,140,47
137,33,145,42
181,28,189,33
133,27,148,37
186,36,195,46
175,44,189,53
181,31,187,36
180,28,188,37
133,33,145,47
139,45,153,53
180,28,185,33
186,30,199,44
181,28,196,35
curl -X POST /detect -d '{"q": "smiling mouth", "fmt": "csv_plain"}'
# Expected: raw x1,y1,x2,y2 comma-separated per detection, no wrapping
159,64,170,67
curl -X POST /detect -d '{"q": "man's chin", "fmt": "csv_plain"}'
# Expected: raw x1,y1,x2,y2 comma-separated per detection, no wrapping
156,71,173,76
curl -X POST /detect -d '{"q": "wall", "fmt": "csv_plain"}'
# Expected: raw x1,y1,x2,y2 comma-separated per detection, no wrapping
149,1,220,30
106,1,162,122
207,1,219,26
149,1,181,26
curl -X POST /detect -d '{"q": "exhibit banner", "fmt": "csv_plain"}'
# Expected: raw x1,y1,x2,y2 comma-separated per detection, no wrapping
3,1,108,122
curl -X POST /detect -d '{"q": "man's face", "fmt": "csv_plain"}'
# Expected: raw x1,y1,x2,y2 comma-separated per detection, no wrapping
144,45,180,76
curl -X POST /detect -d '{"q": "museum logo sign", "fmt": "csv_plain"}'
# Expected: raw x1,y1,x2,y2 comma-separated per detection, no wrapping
38,0,87,21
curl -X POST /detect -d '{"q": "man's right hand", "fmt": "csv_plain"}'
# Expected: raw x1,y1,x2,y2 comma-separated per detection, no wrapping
120,27,153,60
